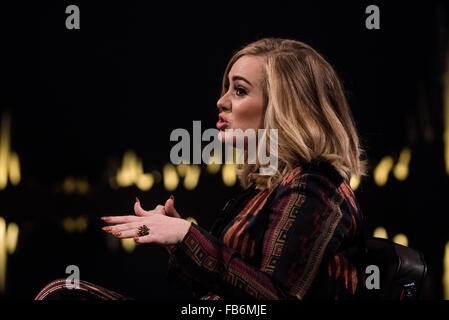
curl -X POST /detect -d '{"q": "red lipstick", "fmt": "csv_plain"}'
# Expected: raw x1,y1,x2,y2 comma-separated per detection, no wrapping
216,115,228,130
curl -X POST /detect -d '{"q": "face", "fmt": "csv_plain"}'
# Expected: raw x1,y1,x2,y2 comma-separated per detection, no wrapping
216,55,266,145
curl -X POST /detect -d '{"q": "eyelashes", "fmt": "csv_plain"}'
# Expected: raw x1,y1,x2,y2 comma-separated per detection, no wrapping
223,82,248,97
235,87,247,96
224,85,247,96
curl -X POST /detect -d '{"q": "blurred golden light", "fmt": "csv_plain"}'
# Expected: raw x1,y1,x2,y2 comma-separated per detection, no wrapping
177,163,188,177
373,226,388,239
121,238,136,253
392,233,408,247
116,150,142,187
163,163,179,191
186,217,198,225
0,217,6,293
0,217,19,293
443,241,449,300
373,156,394,187
76,216,88,232
115,150,154,191
8,151,20,186
222,164,236,187
393,147,411,181
206,152,222,174
136,173,154,191
207,163,221,174
77,178,89,194
116,169,132,187
349,175,360,190
63,176,76,194
0,115,10,190
62,216,88,233
183,165,201,190
6,222,19,254
0,113,21,191
62,217,76,232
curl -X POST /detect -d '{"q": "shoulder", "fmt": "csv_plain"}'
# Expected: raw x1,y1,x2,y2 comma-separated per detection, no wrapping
278,160,343,194
275,160,360,213
268,161,363,242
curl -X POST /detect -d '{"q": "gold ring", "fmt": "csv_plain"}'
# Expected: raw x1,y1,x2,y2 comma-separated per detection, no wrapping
137,225,150,237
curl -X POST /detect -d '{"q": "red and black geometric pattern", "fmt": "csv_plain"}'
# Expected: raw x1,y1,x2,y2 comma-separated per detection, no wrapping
168,160,365,300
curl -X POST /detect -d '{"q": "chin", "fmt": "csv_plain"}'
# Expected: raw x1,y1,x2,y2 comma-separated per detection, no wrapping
219,130,241,151
218,129,231,144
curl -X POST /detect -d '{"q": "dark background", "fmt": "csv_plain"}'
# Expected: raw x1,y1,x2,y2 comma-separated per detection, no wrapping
0,0,448,299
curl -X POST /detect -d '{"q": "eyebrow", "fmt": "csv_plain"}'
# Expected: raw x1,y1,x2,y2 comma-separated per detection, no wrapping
231,75,252,87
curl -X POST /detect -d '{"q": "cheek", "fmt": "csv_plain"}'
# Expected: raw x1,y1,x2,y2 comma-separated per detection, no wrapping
231,99,265,130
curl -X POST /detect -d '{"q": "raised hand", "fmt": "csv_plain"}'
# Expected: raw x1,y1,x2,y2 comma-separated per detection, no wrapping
101,196,190,246
134,195,181,218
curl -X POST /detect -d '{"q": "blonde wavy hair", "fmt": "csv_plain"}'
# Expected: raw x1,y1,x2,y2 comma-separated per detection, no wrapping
220,38,368,190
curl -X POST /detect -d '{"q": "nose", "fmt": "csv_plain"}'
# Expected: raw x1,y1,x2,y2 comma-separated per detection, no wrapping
217,93,231,113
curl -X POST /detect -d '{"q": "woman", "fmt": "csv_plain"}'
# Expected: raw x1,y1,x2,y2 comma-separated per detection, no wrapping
35,38,367,300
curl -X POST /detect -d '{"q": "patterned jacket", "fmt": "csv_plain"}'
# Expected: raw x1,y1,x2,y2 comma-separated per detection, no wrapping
167,160,366,300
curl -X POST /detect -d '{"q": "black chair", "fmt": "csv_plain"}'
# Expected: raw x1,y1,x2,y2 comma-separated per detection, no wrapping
360,237,428,300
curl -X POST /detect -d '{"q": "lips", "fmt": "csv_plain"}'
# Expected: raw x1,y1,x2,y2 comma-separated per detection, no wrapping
216,115,228,130
216,120,228,130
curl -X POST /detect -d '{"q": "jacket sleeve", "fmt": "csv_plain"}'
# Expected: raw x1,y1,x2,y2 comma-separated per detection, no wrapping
167,173,356,299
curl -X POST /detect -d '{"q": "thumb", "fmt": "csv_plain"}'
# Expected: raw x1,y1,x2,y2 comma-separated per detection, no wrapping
134,197,150,216
164,195,181,218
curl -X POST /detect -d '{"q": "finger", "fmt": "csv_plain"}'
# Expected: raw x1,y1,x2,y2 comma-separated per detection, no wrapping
102,221,142,233
133,234,154,244
134,199,151,217
154,205,166,215
101,215,141,224
164,195,181,218
111,229,140,239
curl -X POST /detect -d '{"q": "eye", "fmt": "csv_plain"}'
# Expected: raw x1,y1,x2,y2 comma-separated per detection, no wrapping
235,86,247,96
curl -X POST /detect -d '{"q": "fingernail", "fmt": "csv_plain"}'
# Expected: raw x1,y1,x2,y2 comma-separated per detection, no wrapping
170,194,174,200
102,227,111,232
136,197,140,203
101,217,108,221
